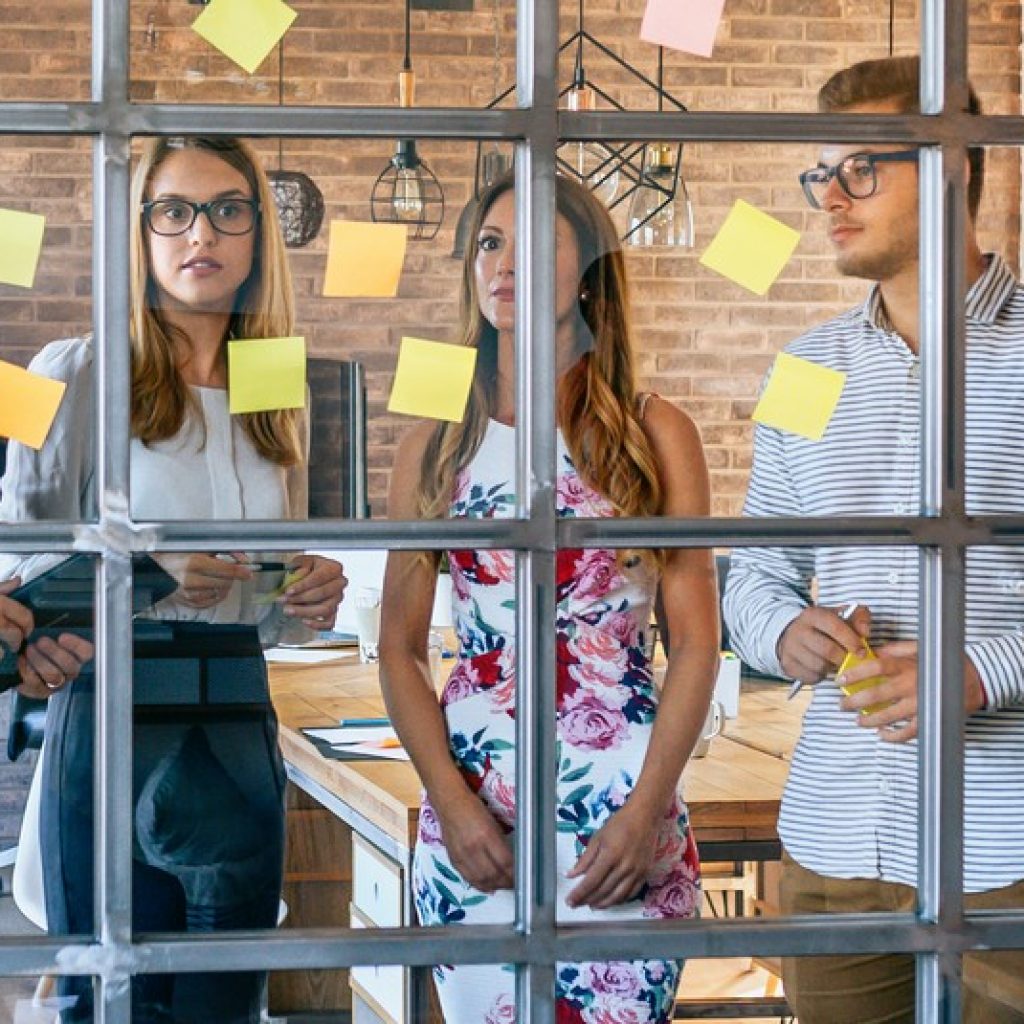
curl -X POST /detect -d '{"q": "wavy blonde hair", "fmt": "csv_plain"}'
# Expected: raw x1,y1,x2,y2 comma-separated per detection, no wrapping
130,136,301,465
415,173,663,556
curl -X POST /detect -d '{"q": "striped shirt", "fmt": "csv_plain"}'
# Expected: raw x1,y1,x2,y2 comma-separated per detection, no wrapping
723,253,1024,892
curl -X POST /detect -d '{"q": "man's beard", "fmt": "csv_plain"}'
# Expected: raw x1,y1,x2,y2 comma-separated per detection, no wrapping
834,230,918,282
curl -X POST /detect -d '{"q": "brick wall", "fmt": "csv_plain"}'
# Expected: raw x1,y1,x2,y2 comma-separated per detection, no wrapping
0,0,1019,833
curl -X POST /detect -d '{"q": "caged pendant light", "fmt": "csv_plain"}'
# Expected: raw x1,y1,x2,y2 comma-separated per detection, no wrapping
371,0,445,241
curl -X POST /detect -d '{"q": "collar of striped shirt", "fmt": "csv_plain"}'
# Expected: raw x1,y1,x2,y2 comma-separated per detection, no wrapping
863,252,1017,332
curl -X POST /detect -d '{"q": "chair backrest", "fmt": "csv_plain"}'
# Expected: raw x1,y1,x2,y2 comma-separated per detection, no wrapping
306,358,369,519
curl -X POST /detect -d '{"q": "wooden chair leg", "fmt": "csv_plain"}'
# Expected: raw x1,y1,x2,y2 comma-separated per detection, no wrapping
32,973,54,1004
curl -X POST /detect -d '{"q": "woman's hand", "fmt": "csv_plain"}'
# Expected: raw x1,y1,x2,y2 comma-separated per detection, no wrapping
280,555,347,631
0,579,32,654
565,800,661,910
17,632,95,699
435,789,514,894
159,553,254,608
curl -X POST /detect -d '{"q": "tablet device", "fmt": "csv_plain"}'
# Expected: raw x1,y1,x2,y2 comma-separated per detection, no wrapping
5,553,179,630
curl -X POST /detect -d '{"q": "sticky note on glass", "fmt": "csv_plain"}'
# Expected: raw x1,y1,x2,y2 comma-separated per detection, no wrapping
752,353,845,442
640,0,727,58
699,200,801,296
228,336,306,414
0,209,45,289
323,221,407,298
388,337,477,423
838,643,892,715
0,359,66,449
192,0,297,75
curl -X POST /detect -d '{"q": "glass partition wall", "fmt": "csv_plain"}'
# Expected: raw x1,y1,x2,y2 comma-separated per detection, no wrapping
0,1,1022,1021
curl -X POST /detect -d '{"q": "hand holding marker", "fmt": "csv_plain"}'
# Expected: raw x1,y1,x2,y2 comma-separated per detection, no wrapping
786,601,860,702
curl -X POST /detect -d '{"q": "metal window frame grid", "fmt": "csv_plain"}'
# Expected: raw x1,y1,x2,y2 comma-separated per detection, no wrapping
0,1,1021,1021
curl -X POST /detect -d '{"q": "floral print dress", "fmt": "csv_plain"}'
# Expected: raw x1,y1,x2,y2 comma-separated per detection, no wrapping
413,418,700,1024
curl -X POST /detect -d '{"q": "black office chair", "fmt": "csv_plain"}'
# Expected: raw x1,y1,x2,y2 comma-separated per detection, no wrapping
306,357,369,519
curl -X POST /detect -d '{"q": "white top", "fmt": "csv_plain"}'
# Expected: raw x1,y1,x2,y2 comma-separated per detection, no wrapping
0,336,310,641
724,254,1024,892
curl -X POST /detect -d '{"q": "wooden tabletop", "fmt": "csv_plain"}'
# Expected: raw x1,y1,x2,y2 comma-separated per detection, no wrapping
269,655,808,853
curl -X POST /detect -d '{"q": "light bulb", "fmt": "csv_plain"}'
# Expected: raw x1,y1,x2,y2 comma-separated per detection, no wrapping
626,145,694,248
392,166,425,221
568,142,620,207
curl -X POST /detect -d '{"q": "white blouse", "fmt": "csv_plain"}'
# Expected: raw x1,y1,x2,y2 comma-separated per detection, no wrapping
0,336,310,641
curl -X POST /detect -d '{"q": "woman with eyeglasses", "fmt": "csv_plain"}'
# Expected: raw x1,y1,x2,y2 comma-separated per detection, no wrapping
0,136,345,1023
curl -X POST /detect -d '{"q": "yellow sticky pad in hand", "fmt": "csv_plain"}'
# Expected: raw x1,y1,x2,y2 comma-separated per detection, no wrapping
192,0,297,75
228,337,306,414
0,359,66,449
752,352,846,442
387,336,477,423
699,199,801,295
253,567,303,605
837,643,891,715
323,221,407,298
0,208,45,289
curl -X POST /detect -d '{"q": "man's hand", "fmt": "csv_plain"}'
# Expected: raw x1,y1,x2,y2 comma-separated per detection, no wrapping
777,604,872,685
838,641,986,743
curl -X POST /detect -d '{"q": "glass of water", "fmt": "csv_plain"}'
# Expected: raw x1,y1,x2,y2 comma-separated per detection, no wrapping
354,586,382,663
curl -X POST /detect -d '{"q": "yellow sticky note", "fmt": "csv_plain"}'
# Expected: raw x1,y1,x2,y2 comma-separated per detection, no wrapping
0,209,45,289
0,359,66,449
699,199,801,295
752,353,846,442
228,337,306,414
388,337,477,423
323,221,407,299
838,643,892,715
192,0,297,75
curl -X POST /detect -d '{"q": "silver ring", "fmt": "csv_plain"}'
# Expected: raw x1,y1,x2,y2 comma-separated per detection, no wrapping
44,677,63,691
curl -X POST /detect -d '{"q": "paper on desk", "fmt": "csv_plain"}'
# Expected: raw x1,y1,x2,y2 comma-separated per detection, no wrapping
264,647,356,665
347,742,409,761
699,199,801,296
306,725,397,745
228,336,306,414
0,208,45,289
640,0,726,59
752,352,846,442
323,220,407,298
0,359,67,449
387,336,477,422
192,0,297,75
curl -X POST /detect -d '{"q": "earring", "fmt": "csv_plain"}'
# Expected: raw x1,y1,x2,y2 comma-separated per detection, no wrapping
579,288,590,302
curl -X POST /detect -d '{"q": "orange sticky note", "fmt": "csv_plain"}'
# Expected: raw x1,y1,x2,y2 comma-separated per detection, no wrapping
323,221,407,299
699,199,801,295
228,336,306,414
640,0,727,59
0,208,45,289
752,353,846,442
387,337,477,423
0,359,66,449
192,0,297,75
838,643,892,715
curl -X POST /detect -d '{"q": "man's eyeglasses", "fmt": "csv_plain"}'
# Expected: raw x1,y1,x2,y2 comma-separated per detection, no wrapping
798,150,919,210
141,197,260,237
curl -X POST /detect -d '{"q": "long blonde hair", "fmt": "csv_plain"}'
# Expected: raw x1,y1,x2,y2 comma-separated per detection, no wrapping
415,173,663,540
130,136,301,465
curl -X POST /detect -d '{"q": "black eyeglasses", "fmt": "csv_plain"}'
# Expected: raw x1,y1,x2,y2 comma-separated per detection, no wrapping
141,197,260,237
798,150,919,210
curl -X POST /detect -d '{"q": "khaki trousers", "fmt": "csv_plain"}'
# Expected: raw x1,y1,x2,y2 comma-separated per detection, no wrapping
779,851,1024,1024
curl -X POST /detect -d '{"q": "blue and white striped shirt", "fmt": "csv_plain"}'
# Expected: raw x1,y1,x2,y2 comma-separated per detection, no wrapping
724,254,1024,892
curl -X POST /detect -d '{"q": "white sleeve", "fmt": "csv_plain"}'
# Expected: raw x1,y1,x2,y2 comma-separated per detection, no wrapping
0,337,96,584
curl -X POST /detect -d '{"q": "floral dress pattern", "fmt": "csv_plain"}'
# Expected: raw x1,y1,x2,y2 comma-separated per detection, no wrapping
412,419,701,1024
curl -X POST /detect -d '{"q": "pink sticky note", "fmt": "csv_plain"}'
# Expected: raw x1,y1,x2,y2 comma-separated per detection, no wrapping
640,0,727,59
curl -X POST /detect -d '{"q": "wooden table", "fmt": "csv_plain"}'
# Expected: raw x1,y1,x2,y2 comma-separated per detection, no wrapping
268,656,807,1021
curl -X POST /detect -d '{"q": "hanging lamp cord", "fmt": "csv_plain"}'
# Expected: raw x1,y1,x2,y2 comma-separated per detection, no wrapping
404,0,413,72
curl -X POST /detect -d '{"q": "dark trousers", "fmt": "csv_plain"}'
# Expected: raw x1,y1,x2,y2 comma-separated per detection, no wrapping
41,658,287,1024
